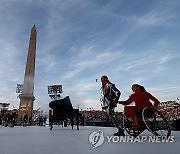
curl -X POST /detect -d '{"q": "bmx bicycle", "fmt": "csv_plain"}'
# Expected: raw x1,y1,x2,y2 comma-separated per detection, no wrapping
123,107,171,137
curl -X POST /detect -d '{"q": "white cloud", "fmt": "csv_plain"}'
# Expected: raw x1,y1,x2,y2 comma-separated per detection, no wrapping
62,49,121,80
158,54,176,64
147,84,180,101
136,10,175,26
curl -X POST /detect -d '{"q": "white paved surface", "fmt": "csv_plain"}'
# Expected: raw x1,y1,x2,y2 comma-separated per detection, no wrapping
0,125,179,154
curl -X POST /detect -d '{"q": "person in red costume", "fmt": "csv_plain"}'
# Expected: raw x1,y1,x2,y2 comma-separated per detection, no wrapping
118,84,160,130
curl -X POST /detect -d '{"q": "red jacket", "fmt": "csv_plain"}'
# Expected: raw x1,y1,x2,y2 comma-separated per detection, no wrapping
121,90,160,110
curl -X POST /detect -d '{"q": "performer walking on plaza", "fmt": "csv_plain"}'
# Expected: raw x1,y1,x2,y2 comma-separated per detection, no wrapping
100,75,125,136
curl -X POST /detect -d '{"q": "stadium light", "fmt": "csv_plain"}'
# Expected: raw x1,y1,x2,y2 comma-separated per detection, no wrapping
16,84,23,99
0,103,10,114
48,85,62,100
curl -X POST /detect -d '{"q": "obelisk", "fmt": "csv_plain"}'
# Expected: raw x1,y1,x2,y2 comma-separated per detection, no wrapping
18,25,36,124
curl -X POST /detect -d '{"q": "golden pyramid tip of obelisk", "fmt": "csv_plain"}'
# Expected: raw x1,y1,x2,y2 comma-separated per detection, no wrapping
32,24,36,31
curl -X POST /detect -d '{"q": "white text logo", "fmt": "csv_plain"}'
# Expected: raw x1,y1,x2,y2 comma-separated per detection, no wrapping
89,130,104,148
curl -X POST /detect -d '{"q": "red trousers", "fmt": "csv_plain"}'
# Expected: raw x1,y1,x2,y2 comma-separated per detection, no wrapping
124,106,143,119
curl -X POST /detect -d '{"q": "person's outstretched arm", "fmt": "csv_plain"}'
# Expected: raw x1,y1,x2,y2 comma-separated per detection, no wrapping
118,94,134,105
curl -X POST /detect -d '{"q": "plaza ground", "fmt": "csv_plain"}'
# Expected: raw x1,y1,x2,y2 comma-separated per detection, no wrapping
0,125,179,154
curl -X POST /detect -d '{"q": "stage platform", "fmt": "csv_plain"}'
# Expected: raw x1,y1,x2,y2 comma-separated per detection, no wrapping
0,125,179,154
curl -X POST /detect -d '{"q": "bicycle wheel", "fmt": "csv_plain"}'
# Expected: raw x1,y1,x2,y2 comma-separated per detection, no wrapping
123,115,143,137
142,107,171,137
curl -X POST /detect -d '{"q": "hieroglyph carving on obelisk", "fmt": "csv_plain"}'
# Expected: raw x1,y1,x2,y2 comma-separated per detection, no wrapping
18,25,36,123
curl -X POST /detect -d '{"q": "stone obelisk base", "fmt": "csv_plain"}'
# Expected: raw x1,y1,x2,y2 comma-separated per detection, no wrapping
18,95,35,124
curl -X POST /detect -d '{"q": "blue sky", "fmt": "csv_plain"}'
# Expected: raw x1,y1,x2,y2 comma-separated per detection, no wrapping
0,0,180,112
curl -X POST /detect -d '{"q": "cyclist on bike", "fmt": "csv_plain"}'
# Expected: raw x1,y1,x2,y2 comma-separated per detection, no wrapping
118,84,160,130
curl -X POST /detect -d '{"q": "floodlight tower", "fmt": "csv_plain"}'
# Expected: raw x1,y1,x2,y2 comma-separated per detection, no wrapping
0,103,10,114
16,84,23,98
48,85,62,100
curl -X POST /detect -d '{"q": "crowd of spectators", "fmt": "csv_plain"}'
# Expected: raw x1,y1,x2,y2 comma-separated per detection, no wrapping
1,101,179,128
80,110,123,127
0,110,48,127
159,105,180,121
80,101,180,127
0,110,17,127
